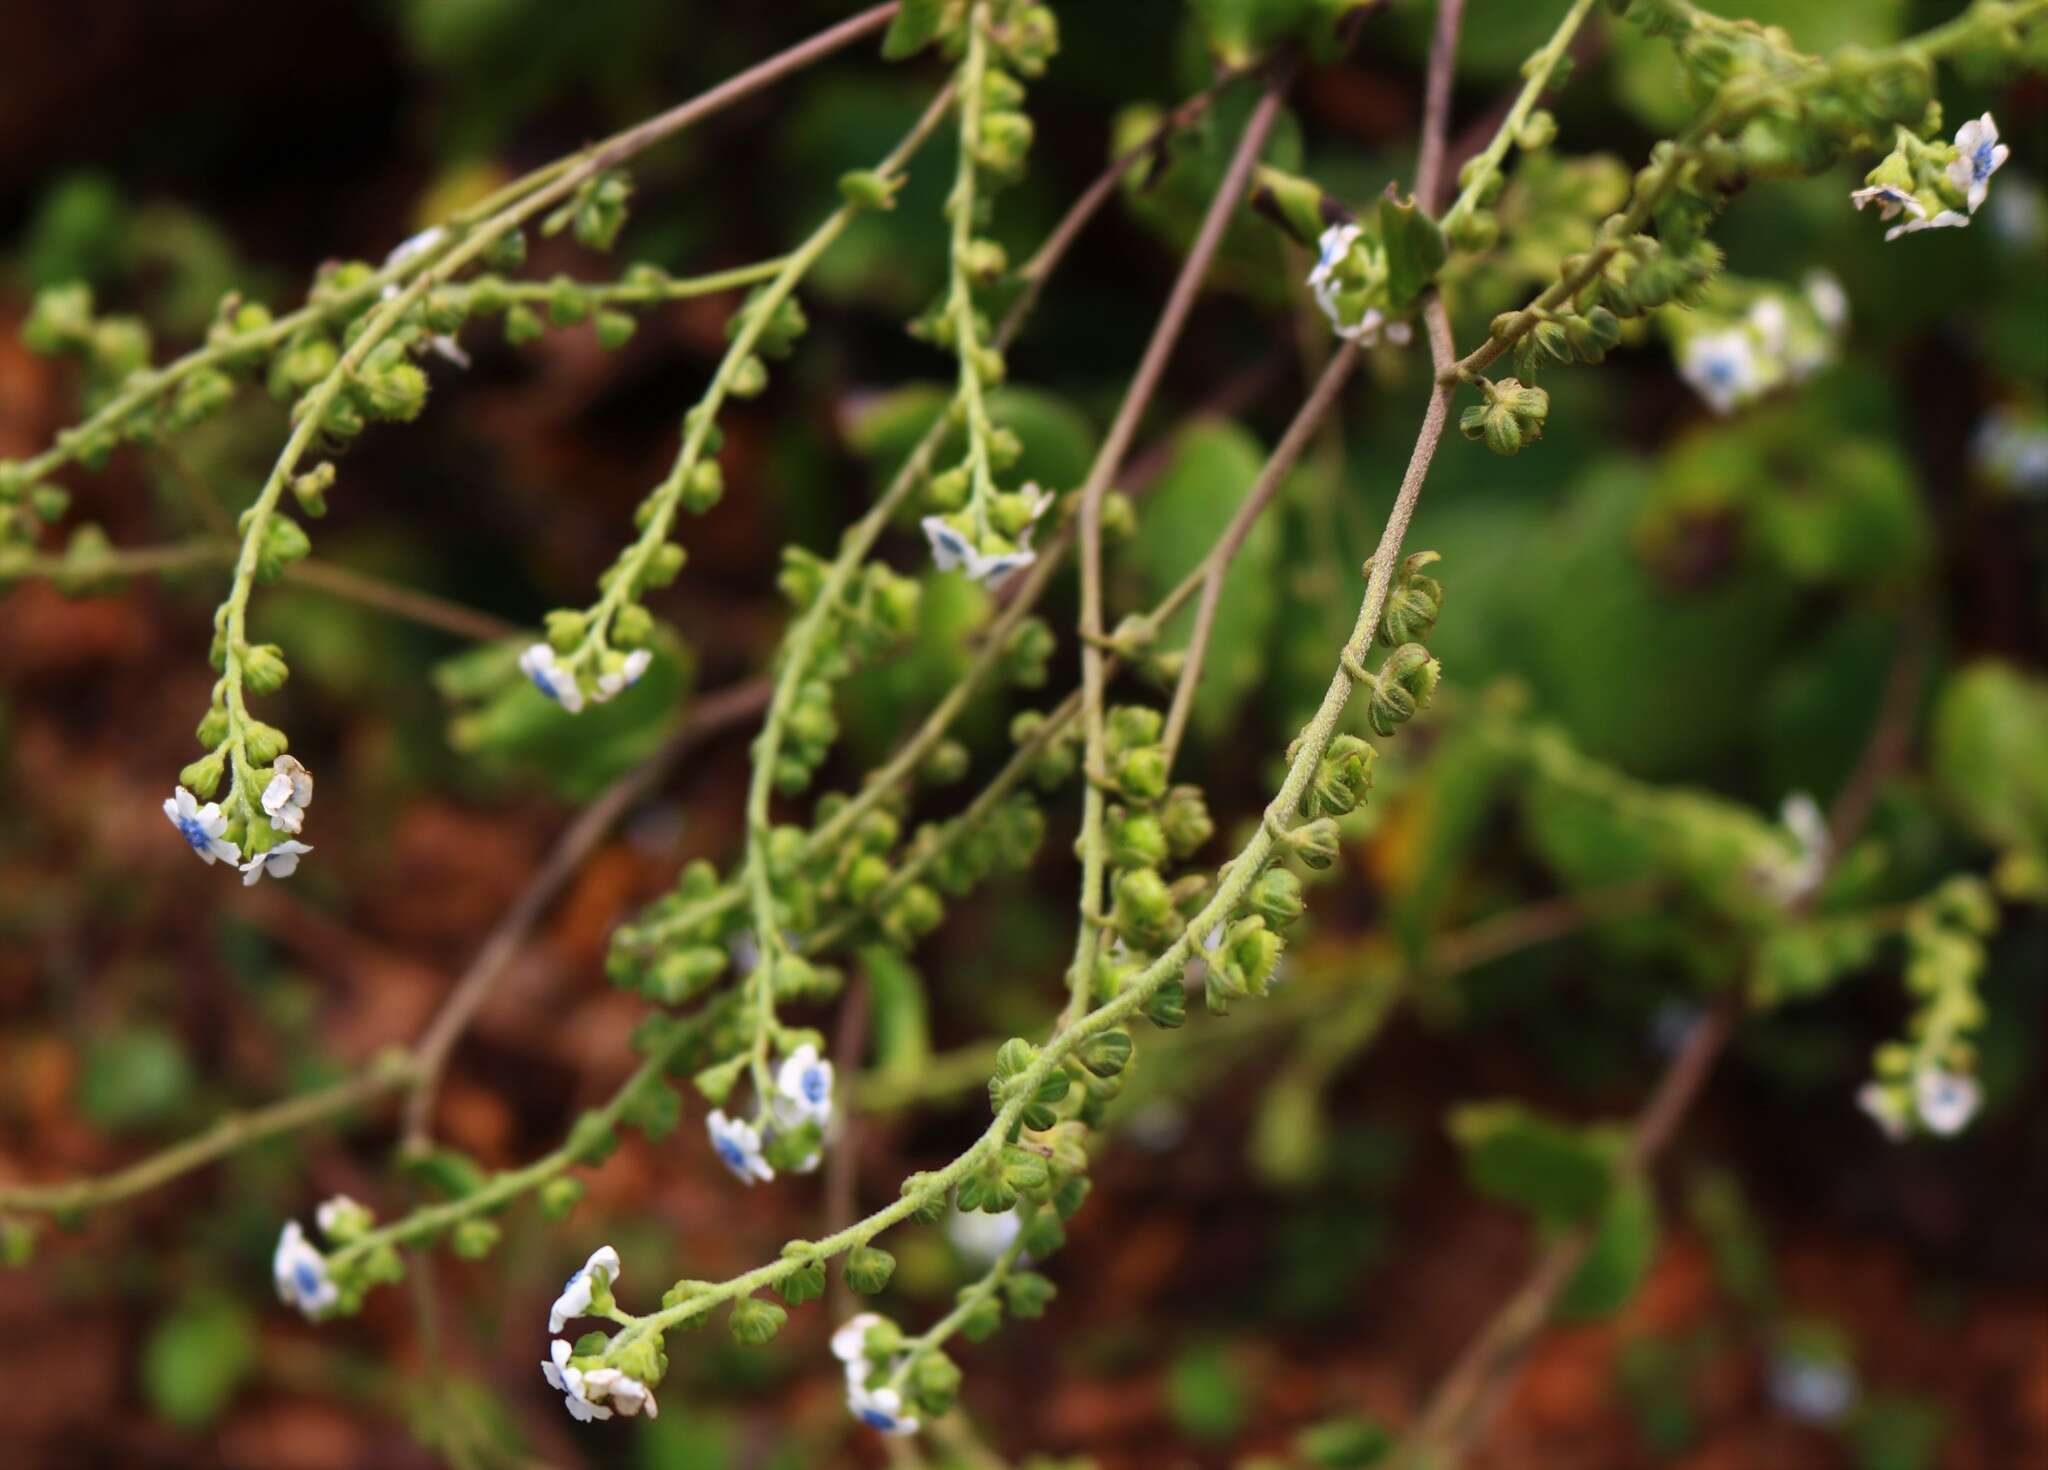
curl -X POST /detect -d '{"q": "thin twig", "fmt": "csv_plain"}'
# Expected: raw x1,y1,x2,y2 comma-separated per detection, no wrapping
1069,62,1296,1023
401,677,770,1147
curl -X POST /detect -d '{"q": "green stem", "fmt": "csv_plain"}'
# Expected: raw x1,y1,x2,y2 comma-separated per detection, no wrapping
1438,0,1597,238
945,4,1002,542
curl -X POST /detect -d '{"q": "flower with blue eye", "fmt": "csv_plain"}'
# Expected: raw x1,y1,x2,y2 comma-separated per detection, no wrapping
1678,328,1763,416
260,755,314,836
519,643,586,714
1849,183,1923,224
163,786,240,867
707,1109,775,1184
1947,113,2008,215
542,1339,613,1423
774,1043,835,1128
549,1244,621,1334
920,515,1038,590
846,1382,921,1437
272,1220,338,1320
1914,1068,1980,1136
239,840,313,886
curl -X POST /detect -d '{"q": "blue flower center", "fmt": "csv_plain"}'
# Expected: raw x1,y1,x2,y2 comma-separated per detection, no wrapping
858,1408,898,1430
528,668,559,699
802,1068,828,1105
1704,356,1737,385
717,1138,747,1168
1972,141,1996,176
176,816,212,853
295,1262,323,1297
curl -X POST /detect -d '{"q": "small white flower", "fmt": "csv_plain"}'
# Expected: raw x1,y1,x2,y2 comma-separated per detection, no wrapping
260,755,314,836
847,1382,920,1437
380,227,471,368
549,1244,622,1334
707,1109,775,1184
543,1338,614,1423
1745,296,1790,357
1914,1069,1980,1136
164,786,240,866
1858,1082,1910,1141
1971,406,2048,497
774,1043,834,1129
1850,184,1925,224
1768,1352,1858,1425
1679,328,1763,415
273,1220,339,1320
519,643,586,714
580,1366,659,1418
1804,271,1849,335
920,516,1037,590
592,648,654,703
832,1312,884,1371
944,1206,1022,1266
1885,208,1970,243
239,839,313,886
1766,790,1831,905
1947,112,2008,215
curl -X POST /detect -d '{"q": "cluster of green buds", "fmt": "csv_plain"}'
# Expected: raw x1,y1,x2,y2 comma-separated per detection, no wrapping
0,461,71,559
905,0,1058,584
1858,876,1997,1140
20,283,154,413
1458,376,1551,457
772,550,925,792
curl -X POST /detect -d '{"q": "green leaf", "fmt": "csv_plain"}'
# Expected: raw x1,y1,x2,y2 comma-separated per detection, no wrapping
860,944,931,1080
1558,1175,1659,1320
1378,193,1447,308
143,1296,257,1427
78,1026,194,1133
1449,1100,1617,1228
882,0,948,61
1932,661,2048,864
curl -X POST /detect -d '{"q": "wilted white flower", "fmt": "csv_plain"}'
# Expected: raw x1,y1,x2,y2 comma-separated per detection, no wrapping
543,1338,613,1423
1885,206,1971,242
314,1194,370,1240
519,642,586,714
260,755,314,836
832,1312,885,1372
1914,1068,1980,1135
380,226,470,367
549,1245,621,1334
239,839,313,886
164,786,240,866
1850,183,1923,223
944,1205,1022,1266
273,1220,338,1320
707,1109,775,1184
774,1043,835,1129
581,1366,659,1418
1947,113,2009,215
1766,790,1831,906
1679,328,1763,416
592,648,654,703
1306,223,1415,347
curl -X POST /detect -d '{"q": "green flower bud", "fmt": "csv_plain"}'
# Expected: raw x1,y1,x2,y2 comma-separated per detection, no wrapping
1142,978,1188,1029
730,354,769,399
911,1350,963,1417
1379,549,1444,647
595,310,637,351
612,602,655,649
647,945,727,1005
2,1216,40,1269
544,609,588,653
1114,866,1175,947
1115,746,1168,801
179,751,226,798
242,643,290,695
921,738,969,786
1221,915,1284,996
1284,817,1344,871
1563,306,1621,364
539,1177,586,1220
243,721,288,767
681,459,724,515
1106,808,1168,870
1001,1270,1057,1319
1099,491,1136,542
639,540,687,592
728,1295,787,1346
839,168,901,210
1003,617,1055,688
548,277,593,327
1078,1029,1133,1078
291,462,335,518
777,1247,827,1305
1309,734,1376,817
504,303,545,345
451,1219,502,1260
1248,866,1305,929
1156,785,1214,856
844,1245,896,1295
1368,642,1441,736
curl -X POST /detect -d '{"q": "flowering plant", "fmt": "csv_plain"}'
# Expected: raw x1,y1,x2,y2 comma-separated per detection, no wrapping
3,0,2046,1464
